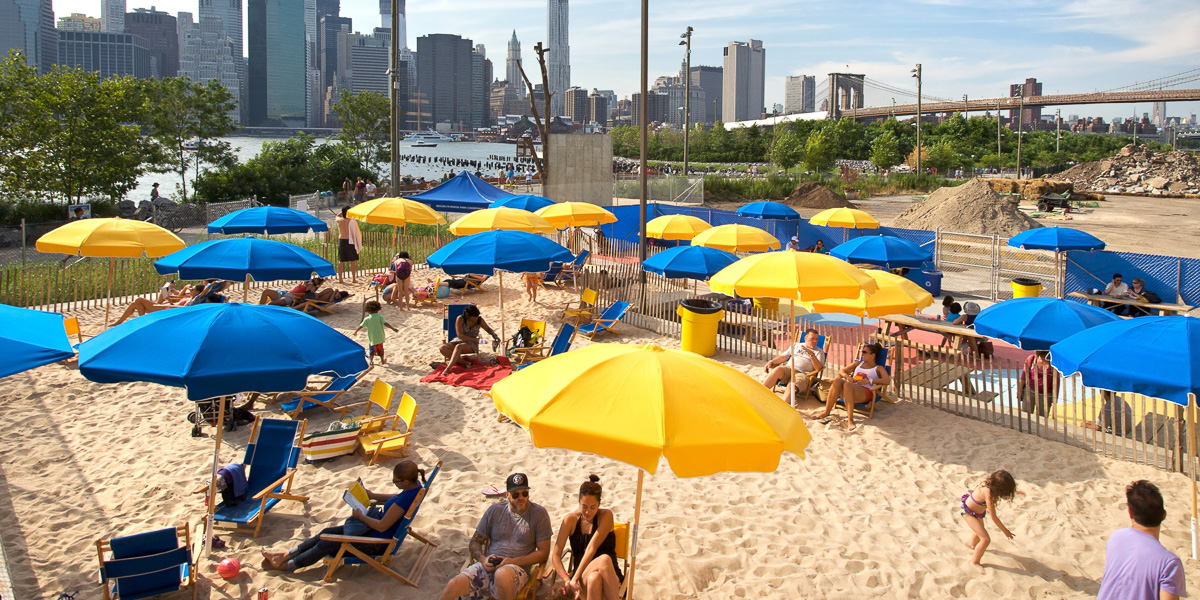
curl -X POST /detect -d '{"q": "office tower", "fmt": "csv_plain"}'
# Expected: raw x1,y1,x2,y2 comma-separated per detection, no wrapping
305,0,320,126
784,74,815,114
564,86,587,126
177,11,240,121
546,0,569,116
687,66,722,124
58,31,150,78
658,82,685,128
0,0,56,73
506,30,523,93
319,14,350,88
471,44,492,129
102,0,125,32
415,33,473,131
377,0,405,48
1008,77,1042,126
588,90,608,126
247,0,308,127
199,0,243,123
631,91,668,125
58,13,101,32
340,32,387,95
125,8,178,78
722,39,764,122
1152,101,1166,127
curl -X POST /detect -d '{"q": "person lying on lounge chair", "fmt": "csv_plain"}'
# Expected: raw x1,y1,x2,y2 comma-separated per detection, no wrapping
439,305,500,375
260,461,425,573
263,277,333,306
112,280,228,325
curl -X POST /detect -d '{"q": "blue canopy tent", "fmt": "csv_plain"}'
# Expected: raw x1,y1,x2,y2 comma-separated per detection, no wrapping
407,171,514,213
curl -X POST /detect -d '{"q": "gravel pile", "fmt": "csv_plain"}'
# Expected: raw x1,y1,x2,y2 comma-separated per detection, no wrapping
780,182,856,210
1058,144,1200,195
892,178,1041,236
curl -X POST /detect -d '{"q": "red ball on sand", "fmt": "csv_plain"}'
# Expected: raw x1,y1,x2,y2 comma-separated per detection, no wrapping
217,558,241,579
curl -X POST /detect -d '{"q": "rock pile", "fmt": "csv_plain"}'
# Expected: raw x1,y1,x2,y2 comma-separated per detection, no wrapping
892,178,1041,236
1058,144,1200,195
779,182,855,210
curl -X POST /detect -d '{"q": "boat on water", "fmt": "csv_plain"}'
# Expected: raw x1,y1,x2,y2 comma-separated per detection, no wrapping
181,137,199,151
412,141,438,148
405,130,451,143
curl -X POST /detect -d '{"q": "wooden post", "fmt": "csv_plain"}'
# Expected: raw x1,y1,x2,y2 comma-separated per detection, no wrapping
626,469,645,600
204,396,226,558
1190,393,1197,559
104,257,114,327
243,274,251,303
498,271,506,349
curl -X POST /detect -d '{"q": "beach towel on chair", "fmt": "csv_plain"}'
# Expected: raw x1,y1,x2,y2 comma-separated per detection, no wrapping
422,359,512,391
217,463,248,505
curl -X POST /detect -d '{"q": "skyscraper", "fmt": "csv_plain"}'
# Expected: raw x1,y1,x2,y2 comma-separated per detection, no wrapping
199,0,243,123
1008,77,1042,126
506,30,523,94
58,13,101,32
102,0,125,32
1152,101,1167,127
471,44,492,129
125,8,178,78
588,90,608,127
177,11,240,120
248,0,308,127
546,0,569,117
564,86,587,126
415,33,473,131
58,31,150,78
784,75,814,114
688,66,722,124
0,0,57,73
722,39,764,122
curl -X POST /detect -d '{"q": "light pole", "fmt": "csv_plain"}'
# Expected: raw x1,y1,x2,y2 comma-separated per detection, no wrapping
1055,108,1061,154
996,100,1002,159
963,94,968,120
891,97,895,119
679,26,692,178
1014,84,1024,179
389,0,400,193
911,64,922,174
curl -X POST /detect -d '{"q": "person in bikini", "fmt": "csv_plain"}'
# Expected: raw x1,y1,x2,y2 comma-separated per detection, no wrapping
959,470,1019,573
809,342,890,431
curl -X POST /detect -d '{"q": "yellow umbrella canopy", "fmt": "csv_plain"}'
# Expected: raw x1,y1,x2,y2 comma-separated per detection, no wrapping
646,214,711,240
690,224,780,252
809,207,880,229
806,269,934,318
535,202,617,228
447,207,557,235
346,197,446,226
35,218,185,257
709,250,878,301
492,343,812,476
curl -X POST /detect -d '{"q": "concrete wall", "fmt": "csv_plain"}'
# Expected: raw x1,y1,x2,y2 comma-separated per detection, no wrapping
545,133,613,207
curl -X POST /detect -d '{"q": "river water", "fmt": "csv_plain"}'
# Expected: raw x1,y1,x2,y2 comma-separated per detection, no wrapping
134,137,538,201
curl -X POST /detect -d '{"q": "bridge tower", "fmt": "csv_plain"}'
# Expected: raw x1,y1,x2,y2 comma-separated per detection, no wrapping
827,73,865,119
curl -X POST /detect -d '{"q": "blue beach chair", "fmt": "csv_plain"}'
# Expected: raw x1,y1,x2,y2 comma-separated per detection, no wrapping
560,250,590,285
277,366,373,418
443,304,474,343
213,417,310,537
320,461,442,585
835,347,895,419
771,331,830,401
513,322,577,369
576,301,632,340
97,524,194,600
540,263,566,288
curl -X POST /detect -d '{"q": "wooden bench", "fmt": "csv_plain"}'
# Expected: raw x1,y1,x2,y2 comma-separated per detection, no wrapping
1067,291,1194,316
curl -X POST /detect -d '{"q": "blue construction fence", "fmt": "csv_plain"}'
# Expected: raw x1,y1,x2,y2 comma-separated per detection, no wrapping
1066,250,1200,307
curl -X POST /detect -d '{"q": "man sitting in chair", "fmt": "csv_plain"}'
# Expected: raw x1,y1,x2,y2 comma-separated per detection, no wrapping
763,328,825,408
438,473,552,600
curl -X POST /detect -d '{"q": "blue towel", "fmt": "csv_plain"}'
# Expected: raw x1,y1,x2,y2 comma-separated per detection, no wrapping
218,463,248,505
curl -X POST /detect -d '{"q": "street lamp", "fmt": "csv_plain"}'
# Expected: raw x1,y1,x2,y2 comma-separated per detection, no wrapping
911,64,922,175
1014,84,1024,179
1055,108,1061,154
962,94,968,120
679,26,693,178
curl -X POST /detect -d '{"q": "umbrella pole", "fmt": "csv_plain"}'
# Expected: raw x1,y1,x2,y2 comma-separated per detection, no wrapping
626,469,644,600
104,257,114,328
204,396,227,558
243,274,250,303
498,272,506,352
1190,393,1198,559
789,299,796,404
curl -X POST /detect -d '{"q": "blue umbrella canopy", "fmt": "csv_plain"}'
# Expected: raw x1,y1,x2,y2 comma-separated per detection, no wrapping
490,195,556,212
154,237,335,281
1050,316,1200,406
829,235,933,269
79,303,368,400
642,246,738,280
207,206,329,234
974,297,1121,351
0,305,75,378
736,201,800,221
797,312,879,327
1007,227,1105,252
427,230,572,275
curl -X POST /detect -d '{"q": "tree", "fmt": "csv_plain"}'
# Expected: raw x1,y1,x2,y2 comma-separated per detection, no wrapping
925,140,960,173
332,89,390,176
905,145,930,170
804,130,835,172
193,134,370,205
769,126,805,170
869,130,902,170
141,76,238,202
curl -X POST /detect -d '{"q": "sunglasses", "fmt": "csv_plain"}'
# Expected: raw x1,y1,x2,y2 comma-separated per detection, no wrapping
510,490,529,498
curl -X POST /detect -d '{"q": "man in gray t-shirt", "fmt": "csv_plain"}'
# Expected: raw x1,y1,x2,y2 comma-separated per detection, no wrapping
438,473,552,600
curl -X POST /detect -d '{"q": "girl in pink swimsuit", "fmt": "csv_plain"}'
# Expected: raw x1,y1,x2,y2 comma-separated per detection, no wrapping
959,470,1019,573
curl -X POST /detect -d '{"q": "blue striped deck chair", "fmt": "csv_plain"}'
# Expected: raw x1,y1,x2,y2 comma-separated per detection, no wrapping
443,303,473,343
97,524,194,600
320,461,442,585
277,366,373,418
213,417,310,537
560,249,590,285
539,263,566,288
514,322,576,369
835,346,895,419
772,331,830,402
576,301,632,340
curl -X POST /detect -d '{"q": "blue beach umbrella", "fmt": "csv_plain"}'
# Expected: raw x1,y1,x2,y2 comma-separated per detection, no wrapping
79,303,368,400
797,312,879,328
0,304,75,378
830,235,933,269
207,206,329,235
428,229,572,275
737,201,800,221
642,246,738,280
154,237,335,281
490,194,556,212
974,297,1121,351
1007,227,1105,252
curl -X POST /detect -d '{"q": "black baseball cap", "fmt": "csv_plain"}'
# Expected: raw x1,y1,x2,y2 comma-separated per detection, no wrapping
506,473,530,493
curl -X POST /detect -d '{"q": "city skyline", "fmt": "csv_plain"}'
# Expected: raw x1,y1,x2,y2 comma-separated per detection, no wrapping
46,0,1200,121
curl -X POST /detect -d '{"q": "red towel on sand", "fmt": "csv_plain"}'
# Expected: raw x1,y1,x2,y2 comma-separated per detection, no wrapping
422,357,512,391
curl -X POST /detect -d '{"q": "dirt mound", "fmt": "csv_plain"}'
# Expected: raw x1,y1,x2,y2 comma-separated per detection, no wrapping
779,182,856,210
985,178,1073,199
1058,144,1200,195
892,178,1041,236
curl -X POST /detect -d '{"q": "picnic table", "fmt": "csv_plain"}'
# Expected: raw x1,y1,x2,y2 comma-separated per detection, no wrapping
1067,291,1194,317
897,359,977,396
877,313,987,350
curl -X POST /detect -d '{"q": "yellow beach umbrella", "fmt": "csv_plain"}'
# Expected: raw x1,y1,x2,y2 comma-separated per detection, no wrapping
347,197,445,226
535,201,617,228
690,224,780,252
646,214,711,240
809,207,880,229
492,343,811,599
447,207,557,235
36,218,186,327
806,270,934,318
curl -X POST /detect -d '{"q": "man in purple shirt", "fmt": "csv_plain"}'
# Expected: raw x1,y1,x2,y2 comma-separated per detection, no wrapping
1098,480,1187,600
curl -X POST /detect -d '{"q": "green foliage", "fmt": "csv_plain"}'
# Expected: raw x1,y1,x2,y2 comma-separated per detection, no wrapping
193,134,371,205
804,130,835,172
0,197,118,227
869,130,902,170
925,140,960,173
332,90,391,176
140,76,239,202
769,126,805,170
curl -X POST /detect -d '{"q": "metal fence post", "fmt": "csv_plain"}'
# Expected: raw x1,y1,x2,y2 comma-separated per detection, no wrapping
21,218,26,267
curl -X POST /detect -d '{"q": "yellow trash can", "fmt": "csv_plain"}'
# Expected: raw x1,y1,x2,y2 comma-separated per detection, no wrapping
677,299,724,357
752,297,779,317
1010,277,1042,298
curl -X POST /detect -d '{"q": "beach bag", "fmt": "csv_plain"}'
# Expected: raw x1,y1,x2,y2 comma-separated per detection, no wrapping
510,325,535,350
1138,290,1162,304
301,417,362,462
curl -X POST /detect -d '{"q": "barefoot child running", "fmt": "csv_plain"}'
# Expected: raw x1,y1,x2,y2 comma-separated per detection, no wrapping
354,301,399,365
960,470,1019,573
523,272,541,302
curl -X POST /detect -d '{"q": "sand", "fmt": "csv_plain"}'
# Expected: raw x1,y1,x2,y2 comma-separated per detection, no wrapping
781,182,857,210
892,179,1042,237
3,271,1199,599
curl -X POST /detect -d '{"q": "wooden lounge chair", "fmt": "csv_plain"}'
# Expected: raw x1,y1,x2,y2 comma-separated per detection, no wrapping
576,301,632,340
212,417,309,537
560,250,590,285
539,263,566,289
464,539,542,600
561,288,598,324
464,274,489,293
295,292,354,316
513,322,576,370
337,379,396,423
412,278,442,308
507,319,547,360
321,461,441,585
771,332,831,403
97,524,195,600
835,347,896,419
358,386,418,466
541,521,631,599
276,366,373,418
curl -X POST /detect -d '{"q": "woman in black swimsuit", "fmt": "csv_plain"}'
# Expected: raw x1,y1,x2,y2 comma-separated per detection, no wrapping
548,475,622,600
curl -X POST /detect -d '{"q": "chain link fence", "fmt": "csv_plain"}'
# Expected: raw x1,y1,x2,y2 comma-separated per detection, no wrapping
613,176,704,205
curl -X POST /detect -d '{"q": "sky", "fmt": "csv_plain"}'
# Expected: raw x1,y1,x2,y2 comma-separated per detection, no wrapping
54,0,1200,122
